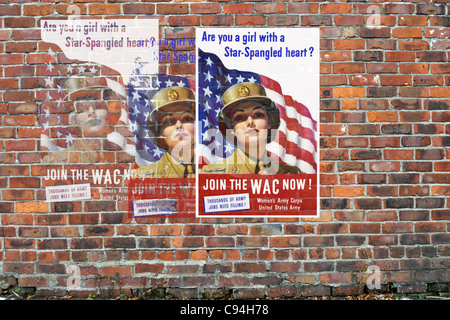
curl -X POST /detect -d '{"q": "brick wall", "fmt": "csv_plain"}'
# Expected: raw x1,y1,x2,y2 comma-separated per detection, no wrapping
0,1,449,299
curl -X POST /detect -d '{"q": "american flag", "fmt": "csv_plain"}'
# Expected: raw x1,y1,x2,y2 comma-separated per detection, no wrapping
198,49,318,174
127,73,196,167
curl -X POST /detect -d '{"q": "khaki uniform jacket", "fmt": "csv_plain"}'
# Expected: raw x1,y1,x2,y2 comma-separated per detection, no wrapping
200,148,301,175
132,152,195,178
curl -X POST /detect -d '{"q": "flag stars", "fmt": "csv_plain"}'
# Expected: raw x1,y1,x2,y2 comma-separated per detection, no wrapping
65,132,75,145
202,118,210,128
132,90,141,102
236,75,245,83
47,47,55,56
45,62,55,72
165,79,174,87
205,56,213,67
152,148,164,158
204,101,212,112
204,71,213,82
225,74,233,83
44,77,53,88
203,86,212,97
202,130,211,142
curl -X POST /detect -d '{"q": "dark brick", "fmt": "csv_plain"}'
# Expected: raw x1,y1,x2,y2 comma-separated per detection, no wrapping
417,51,446,62
402,136,430,147
427,101,449,110
367,87,397,97
390,173,420,184
432,233,450,244
303,262,333,272
360,28,390,38
101,213,125,224
36,264,66,274
297,285,331,297
416,198,445,209
71,238,102,249
321,198,348,209
400,234,430,245
355,199,382,210
139,238,170,248
336,235,365,246
351,150,382,160
381,124,411,134
430,17,450,27
53,202,74,212
358,174,386,184
85,201,115,212
392,99,421,110
386,198,414,209
104,237,136,249
335,260,368,272
37,239,67,250
354,51,383,61
320,99,340,111
416,4,445,15
416,149,443,160
202,263,232,274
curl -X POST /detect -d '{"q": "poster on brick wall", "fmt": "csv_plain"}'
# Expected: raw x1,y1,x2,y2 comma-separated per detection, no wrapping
39,18,195,218
196,28,320,218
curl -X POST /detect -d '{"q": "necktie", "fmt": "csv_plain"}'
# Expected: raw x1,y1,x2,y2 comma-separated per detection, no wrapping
184,164,195,178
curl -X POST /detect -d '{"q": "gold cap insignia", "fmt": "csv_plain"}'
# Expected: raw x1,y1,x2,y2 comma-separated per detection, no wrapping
231,165,238,174
167,89,179,101
238,85,250,97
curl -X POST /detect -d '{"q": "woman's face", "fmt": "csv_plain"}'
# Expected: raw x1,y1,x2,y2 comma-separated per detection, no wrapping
156,103,195,153
226,100,271,150
73,101,108,137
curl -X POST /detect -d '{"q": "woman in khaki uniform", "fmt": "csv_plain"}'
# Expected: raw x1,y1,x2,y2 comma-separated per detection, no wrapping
132,86,196,178
201,82,300,175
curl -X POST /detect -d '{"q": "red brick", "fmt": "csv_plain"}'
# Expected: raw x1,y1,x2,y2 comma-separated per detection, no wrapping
169,16,200,26
157,4,188,14
398,40,429,51
23,4,54,16
101,266,132,276
334,39,365,50
398,16,428,27
393,28,423,39
223,3,253,14
123,4,155,14
191,3,220,14
334,15,364,26
385,51,415,62
236,15,266,26
367,63,398,74
380,75,412,86
400,63,429,74
4,18,35,28
301,15,332,26
320,3,351,14
268,15,299,26
88,4,121,15
385,4,414,14
287,3,315,14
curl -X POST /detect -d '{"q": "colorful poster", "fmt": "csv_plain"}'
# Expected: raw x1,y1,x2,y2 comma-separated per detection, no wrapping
196,28,320,218
40,18,196,218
